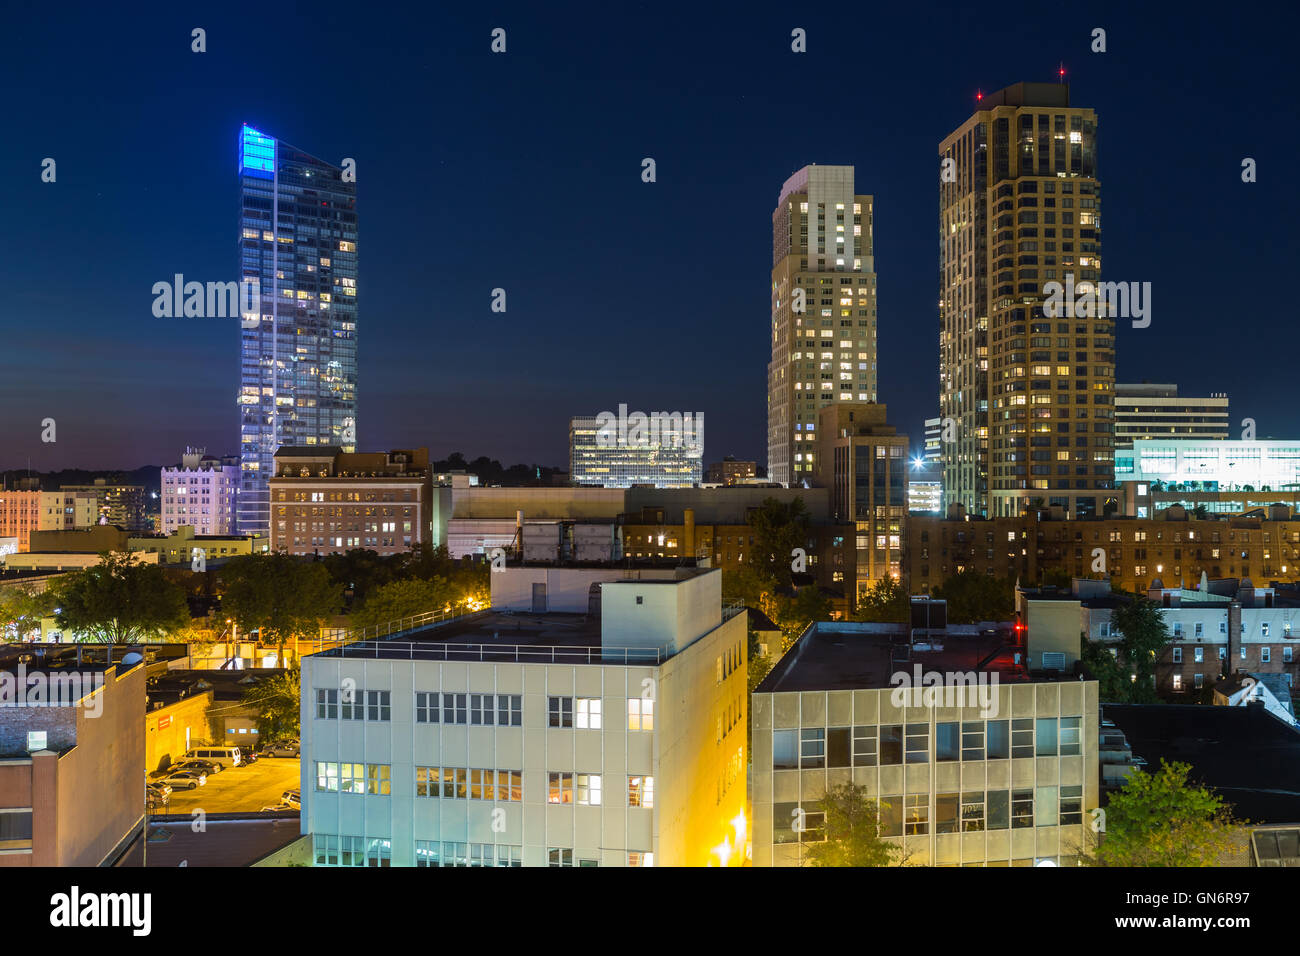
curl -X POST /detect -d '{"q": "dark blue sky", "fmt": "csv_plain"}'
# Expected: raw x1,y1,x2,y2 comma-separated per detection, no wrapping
2,1,1295,472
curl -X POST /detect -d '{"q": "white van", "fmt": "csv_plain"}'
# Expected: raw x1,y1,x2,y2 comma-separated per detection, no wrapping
181,745,242,769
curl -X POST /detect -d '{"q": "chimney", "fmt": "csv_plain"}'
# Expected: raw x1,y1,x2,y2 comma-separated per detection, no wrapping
1227,600,1241,672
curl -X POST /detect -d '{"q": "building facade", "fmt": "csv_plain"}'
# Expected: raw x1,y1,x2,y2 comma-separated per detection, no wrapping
0,647,146,867
161,448,240,536
705,457,758,486
300,567,749,866
752,617,1099,866
1117,438,1300,517
269,447,432,556
1114,384,1229,449
0,491,97,552
569,415,702,488
237,125,358,540
57,481,147,532
906,511,1300,596
813,402,908,598
768,165,878,488
939,82,1113,519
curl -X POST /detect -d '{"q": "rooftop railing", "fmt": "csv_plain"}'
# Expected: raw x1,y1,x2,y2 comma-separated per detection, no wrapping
320,639,664,665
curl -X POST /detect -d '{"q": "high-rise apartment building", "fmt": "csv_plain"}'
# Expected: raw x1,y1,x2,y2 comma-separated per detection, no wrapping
237,125,358,540
161,448,240,536
1114,384,1229,449
768,165,877,488
939,83,1114,518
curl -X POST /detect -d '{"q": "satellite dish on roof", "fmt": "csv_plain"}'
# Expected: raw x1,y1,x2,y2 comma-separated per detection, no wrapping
119,652,144,670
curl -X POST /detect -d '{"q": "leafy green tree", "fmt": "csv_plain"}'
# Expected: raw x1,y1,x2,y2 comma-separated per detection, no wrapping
221,553,338,665
0,584,55,640
1080,638,1147,703
1084,760,1242,866
50,552,190,643
853,576,909,623
932,569,1015,623
761,586,833,653
749,497,812,587
242,665,301,740
804,783,901,867
322,548,398,608
720,564,773,611
354,577,458,630
1110,597,1170,695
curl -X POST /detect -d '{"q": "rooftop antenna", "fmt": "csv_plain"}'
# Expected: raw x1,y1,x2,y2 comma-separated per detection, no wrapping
975,88,983,103
1058,62,1066,84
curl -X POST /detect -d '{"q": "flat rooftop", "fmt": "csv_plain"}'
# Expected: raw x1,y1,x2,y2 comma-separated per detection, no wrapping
757,621,1037,694
313,610,664,665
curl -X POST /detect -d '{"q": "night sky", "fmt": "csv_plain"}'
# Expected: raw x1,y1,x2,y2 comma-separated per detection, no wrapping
2,1,1295,473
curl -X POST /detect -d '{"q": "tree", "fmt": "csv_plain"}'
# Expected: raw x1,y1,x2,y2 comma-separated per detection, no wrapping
1081,638,1147,703
0,584,55,640
853,576,909,623
1110,597,1170,695
354,577,458,630
50,552,190,643
242,665,301,740
749,497,812,587
720,564,773,611
804,783,902,867
932,569,1015,623
761,586,833,653
322,548,398,608
221,553,338,665
1083,760,1242,866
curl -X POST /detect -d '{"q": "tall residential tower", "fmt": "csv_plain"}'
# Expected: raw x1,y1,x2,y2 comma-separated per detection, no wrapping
768,165,877,488
938,83,1114,518
237,125,358,539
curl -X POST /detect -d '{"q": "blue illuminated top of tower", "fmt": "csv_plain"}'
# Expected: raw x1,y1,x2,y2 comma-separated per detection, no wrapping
241,125,275,177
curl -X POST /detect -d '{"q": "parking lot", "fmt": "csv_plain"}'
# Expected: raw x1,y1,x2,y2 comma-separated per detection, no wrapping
152,757,302,814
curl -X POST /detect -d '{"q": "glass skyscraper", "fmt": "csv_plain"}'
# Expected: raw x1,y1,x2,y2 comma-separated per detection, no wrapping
237,125,358,539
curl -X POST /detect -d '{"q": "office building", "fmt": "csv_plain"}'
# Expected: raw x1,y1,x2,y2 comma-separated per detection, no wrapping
1117,438,1300,517
0,645,146,866
237,125,358,540
301,566,749,866
706,457,758,486
751,605,1099,866
939,82,1113,519
768,165,877,488
812,402,908,598
1114,384,1229,449
908,462,944,515
569,415,702,488
161,448,240,536
269,447,432,556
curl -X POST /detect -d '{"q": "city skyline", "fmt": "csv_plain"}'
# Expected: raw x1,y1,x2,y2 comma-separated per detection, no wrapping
2,5,1294,476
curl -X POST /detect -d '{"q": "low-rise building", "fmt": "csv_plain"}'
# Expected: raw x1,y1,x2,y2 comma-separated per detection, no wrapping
270,447,434,556
0,490,98,552
705,458,758,486
752,602,1099,866
0,645,146,866
906,509,1300,596
300,566,748,866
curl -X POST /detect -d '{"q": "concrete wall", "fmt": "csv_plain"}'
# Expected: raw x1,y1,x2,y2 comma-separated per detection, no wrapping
490,567,681,614
453,487,626,520
145,691,214,772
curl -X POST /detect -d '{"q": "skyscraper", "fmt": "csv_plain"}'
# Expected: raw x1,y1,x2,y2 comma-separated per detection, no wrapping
938,83,1114,518
237,125,358,539
768,165,877,488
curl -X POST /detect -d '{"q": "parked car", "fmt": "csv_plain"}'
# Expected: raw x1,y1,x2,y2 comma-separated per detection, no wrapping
281,790,300,808
146,782,173,800
173,759,222,775
160,770,206,790
260,739,300,758
179,746,242,769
